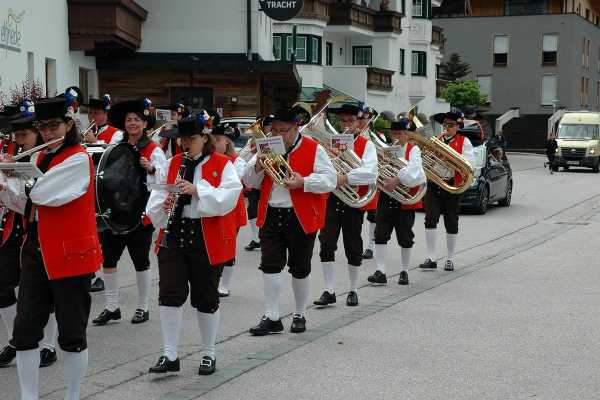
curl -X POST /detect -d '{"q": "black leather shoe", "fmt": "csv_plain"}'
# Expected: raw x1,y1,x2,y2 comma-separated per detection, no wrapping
90,277,105,292
444,260,455,271
249,316,284,336
313,291,336,306
198,356,216,375
39,348,57,368
244,240,261,251
362,249,373,259
149,356,180,373
419,259,437,269
346,291,359,307
131,309,149,324
93,308,121,325
0,345,16,367
290,314,306,333
367,270,387,284
398,271,409,285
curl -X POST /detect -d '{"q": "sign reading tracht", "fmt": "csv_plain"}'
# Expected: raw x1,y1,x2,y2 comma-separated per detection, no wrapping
259,0,304,21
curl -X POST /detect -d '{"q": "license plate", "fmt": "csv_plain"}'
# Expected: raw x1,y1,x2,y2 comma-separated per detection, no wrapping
566,160,580,165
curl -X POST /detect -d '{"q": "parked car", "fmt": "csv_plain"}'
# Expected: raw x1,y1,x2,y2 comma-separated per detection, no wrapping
460,141,513,215
219,117,257,152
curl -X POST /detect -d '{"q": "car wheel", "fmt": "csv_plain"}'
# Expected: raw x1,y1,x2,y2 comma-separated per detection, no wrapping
563,165,569,171
551,165,559,172
476,185,489,215
593,160,599,173
498,180,512,207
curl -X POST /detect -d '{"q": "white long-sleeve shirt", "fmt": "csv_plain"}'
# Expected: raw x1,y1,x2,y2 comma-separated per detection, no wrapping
460,136,475,168
144,146,168,186
145,154,243,230
232,156,247,179
395,144,427,188
243,136,336,208
346,138,378,186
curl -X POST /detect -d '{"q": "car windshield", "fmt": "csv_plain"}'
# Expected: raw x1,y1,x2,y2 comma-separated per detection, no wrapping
472,146,487,169
558,124,599,140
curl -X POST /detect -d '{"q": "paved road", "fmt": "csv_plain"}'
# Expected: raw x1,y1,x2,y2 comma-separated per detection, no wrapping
3,153,600,399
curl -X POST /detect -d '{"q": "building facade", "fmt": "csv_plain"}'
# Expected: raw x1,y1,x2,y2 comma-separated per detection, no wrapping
435,0,600,149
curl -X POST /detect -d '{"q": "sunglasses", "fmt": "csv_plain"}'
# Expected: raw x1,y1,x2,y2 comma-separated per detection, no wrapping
35,120,64,131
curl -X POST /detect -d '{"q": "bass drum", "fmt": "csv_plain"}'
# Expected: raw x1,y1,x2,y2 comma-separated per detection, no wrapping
95,143,147,235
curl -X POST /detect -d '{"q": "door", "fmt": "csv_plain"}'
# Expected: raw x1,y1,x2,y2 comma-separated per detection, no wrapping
170,87,214,115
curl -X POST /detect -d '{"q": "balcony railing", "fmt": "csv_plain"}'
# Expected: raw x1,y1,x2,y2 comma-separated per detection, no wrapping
329,2,376,30
436,79,449,98
367,67,394,91
374,10,403,33
432,26,445,49
297,0,330,22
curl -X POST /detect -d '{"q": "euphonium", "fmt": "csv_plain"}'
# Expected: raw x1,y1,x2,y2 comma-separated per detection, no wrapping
243,118,294,186
300,99,377,209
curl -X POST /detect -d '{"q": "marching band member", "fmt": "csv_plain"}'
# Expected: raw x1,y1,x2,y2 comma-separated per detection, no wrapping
245,107,336,335
93,99,167,326
244,115,273,251
154,102,187,157
146,116,242,375
367,119,426,285
314,104,378,308
0,97,102,400
420,111,474,272
83,94,121,145
212,123,247,297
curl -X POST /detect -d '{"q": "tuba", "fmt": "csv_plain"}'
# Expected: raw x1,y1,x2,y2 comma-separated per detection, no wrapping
300,98,377,208
406,107,474,194
243,118,294,186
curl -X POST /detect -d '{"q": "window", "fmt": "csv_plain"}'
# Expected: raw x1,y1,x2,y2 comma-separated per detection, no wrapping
326,42,333,66
311,37,319,63
477,75,492,102
493,35,509,66
353,46,372,66
411,51,427,76
504,0,548,15
582,37,590,69
294,36,307,62
273,36,282,60
597,81,600,110
275,34,321,64
541,74,557,106
542,34,558,65
27,52,34,82
400,49,405,74
79,68,90,103
586,8,590,20
413,0,423,16
45,58,57,97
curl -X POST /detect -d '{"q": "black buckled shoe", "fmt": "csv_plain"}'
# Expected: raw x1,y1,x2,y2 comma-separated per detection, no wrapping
90,277,105,292
244,240,261,251
92,308,121,325
290,314,306,333
131,309,149,324
398,271,409,285
198,356,216,375
346,291,359,307
313,291,336,306
149,356,180,373
419,259,437,269
249,316,284,336
362,249,374,259
0,345,16,367
367,270,387,284
39,348,57,368
444,260,455,271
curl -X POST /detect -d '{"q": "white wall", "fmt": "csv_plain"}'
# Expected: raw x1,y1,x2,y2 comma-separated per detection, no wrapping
0,0,97,101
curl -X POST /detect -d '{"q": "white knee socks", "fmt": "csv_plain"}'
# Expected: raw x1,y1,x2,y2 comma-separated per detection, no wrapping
249,219,259,242
263,273,282,321
400,247,411,272
160,306,183,361
136,270,151,311
64,350,88,400
446,233,458,261
196,310,220,359
367,222,376,251
347,265,359,292
321,262,335,294
103,272,120,312
17,349,40,400
219,266,234,292
41,313,58,351
375,244,388,274
425,229,437,260
0,303,16,343
292,277,310,316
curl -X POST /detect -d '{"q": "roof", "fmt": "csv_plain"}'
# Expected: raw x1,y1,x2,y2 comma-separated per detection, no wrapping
560,112,600,125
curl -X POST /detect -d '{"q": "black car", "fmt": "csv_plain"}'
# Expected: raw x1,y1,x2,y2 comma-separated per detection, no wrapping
460,141,513,214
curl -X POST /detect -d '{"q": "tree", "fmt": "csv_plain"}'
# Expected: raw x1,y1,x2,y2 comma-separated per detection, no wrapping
439,53,471,82
441,80,488,113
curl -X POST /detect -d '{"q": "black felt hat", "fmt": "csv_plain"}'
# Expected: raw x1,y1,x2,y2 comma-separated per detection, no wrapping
86,94,112,112
212,123,240,141
272,107,299,123
0,116,12,134
329,104,361,116
390,118,416,132
0,105,20,118
433,111,464,125
108,99,152,130
176,116,205,137
34,98,69,121
11,116,36,131
262,115,275,127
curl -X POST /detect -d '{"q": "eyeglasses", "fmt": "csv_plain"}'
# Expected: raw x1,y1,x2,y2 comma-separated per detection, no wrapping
340,118,357,123
271,126,296,135
35,120,63,131
443,122,458,127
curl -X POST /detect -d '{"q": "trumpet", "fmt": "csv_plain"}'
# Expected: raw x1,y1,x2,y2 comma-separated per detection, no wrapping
147,122,168,139
244,119,294,186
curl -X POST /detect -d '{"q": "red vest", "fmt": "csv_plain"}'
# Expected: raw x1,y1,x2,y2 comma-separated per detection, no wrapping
401,143,423,210
353,135,378,211
229,154,248,228
156,152,237,265
160,137,182,156
35,145,103,280
97,124,119,144
444,134,466,186
256,136,327,234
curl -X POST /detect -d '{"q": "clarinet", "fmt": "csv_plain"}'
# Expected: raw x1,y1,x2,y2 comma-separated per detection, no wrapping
160,152,190,246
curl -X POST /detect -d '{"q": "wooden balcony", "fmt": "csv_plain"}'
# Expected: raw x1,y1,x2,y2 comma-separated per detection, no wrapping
367,67,394,91
432,26,445,49
329,2,376,31
68,0,148,52
374,10,403,33
297,0,330,22
436,79,449,98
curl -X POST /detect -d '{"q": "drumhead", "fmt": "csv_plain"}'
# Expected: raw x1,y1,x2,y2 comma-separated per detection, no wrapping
96,143,147,235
